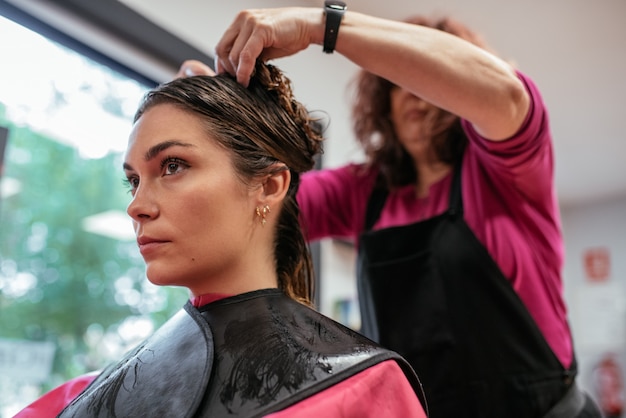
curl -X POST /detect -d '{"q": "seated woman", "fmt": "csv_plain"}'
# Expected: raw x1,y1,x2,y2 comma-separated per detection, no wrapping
15,62,428,418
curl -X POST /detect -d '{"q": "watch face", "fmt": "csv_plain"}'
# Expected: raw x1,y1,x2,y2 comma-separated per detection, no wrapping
325,1,347,10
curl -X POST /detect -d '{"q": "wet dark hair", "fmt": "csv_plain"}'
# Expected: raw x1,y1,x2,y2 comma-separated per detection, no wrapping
134,62,323,306
351,16,490,189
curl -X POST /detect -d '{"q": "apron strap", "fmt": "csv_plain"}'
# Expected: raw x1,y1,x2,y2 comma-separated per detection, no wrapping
363,183,388,232
447,157,464,217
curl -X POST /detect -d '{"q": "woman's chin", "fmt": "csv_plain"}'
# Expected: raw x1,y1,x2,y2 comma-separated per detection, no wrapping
144,269,178,288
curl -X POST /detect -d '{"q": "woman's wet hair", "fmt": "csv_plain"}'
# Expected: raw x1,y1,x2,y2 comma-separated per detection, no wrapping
134,61,323,306
350,16,490,189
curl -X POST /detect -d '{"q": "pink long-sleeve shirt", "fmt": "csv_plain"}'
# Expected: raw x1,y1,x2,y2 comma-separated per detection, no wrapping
298,71,572,368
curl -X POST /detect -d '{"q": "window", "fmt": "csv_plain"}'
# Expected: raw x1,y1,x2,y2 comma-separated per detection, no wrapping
0,10,191,416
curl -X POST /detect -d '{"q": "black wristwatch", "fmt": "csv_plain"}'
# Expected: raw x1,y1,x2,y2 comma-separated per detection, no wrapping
323,1,347,53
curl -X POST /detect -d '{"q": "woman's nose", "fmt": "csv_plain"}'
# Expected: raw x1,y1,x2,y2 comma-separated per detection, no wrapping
126,184,158,222
396,87,429,106
414,98,431,111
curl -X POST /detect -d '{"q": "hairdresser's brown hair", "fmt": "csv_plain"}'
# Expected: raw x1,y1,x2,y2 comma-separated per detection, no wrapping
351,16,490,189
134,62,323,306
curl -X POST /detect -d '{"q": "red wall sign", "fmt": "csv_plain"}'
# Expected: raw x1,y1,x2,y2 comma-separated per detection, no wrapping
583,247,611,282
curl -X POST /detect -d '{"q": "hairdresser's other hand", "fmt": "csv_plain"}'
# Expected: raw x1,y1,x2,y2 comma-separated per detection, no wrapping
176,60,216,79
215,8,320,87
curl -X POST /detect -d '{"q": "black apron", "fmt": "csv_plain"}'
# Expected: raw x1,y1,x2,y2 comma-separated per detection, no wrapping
357,164,578,418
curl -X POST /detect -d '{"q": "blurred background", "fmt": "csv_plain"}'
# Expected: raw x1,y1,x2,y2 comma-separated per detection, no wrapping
0,0,625,416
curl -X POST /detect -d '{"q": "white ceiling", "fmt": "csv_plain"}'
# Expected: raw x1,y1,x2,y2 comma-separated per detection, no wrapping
121,0,626,209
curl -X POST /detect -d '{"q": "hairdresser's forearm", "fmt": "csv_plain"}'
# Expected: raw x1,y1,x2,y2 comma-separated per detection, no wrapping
331,11,530,140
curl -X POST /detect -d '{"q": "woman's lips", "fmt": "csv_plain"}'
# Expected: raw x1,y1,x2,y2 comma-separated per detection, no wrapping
137,236,169,256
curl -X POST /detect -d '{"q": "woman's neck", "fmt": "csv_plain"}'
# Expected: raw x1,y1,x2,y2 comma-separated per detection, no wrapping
415,159,452,198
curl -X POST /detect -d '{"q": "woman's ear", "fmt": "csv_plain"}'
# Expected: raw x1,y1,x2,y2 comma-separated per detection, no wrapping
259,164,290,208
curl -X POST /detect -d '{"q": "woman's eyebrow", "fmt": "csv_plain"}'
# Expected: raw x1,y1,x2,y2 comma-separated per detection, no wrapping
123,140,194,171
144,140,194,161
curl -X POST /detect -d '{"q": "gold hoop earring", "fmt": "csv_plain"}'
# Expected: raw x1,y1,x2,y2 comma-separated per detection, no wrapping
255,204,271,226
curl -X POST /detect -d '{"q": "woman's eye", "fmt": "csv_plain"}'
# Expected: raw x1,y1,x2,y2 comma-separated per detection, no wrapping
123,177,139,193
161,157,189,176
165,162,181,175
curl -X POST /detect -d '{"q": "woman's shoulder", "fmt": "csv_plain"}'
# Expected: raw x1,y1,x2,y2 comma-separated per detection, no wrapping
303,161,379,184
13,372,99,418
298,162,381,240
300,161,381,206
265,360,428,418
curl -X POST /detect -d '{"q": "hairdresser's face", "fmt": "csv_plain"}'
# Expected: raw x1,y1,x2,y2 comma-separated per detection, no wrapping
124,104,258,295
389,86,437,161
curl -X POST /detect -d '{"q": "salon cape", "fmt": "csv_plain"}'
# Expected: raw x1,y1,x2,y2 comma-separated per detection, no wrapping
14,292,425,418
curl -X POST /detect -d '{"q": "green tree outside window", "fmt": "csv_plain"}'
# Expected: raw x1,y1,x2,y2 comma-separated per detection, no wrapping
0,15,188,416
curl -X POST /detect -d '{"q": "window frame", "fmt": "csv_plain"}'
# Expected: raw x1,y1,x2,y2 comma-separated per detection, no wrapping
0,0,215,85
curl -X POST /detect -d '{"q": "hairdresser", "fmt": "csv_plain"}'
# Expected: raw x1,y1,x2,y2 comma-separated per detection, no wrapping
180,3,602,417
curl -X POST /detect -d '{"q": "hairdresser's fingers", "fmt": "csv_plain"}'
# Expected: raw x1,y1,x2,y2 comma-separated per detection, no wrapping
216,8,316,85
215,10,270,87
215,30,237,77
175,60,215,79
215,10,252,78
254,10,315,62
228,18,262,86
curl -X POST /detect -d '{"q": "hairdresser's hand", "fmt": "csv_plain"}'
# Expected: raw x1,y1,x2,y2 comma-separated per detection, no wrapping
176,60,216,78
215,8,321,86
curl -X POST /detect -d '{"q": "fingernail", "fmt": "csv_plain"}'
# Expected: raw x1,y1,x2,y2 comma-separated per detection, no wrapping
184,67,195,77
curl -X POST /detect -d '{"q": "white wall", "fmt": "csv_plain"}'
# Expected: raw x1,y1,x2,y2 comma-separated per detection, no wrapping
562,197,626,402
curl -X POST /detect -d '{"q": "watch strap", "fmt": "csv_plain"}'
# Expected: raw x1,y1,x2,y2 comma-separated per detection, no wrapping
323,1,347,53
